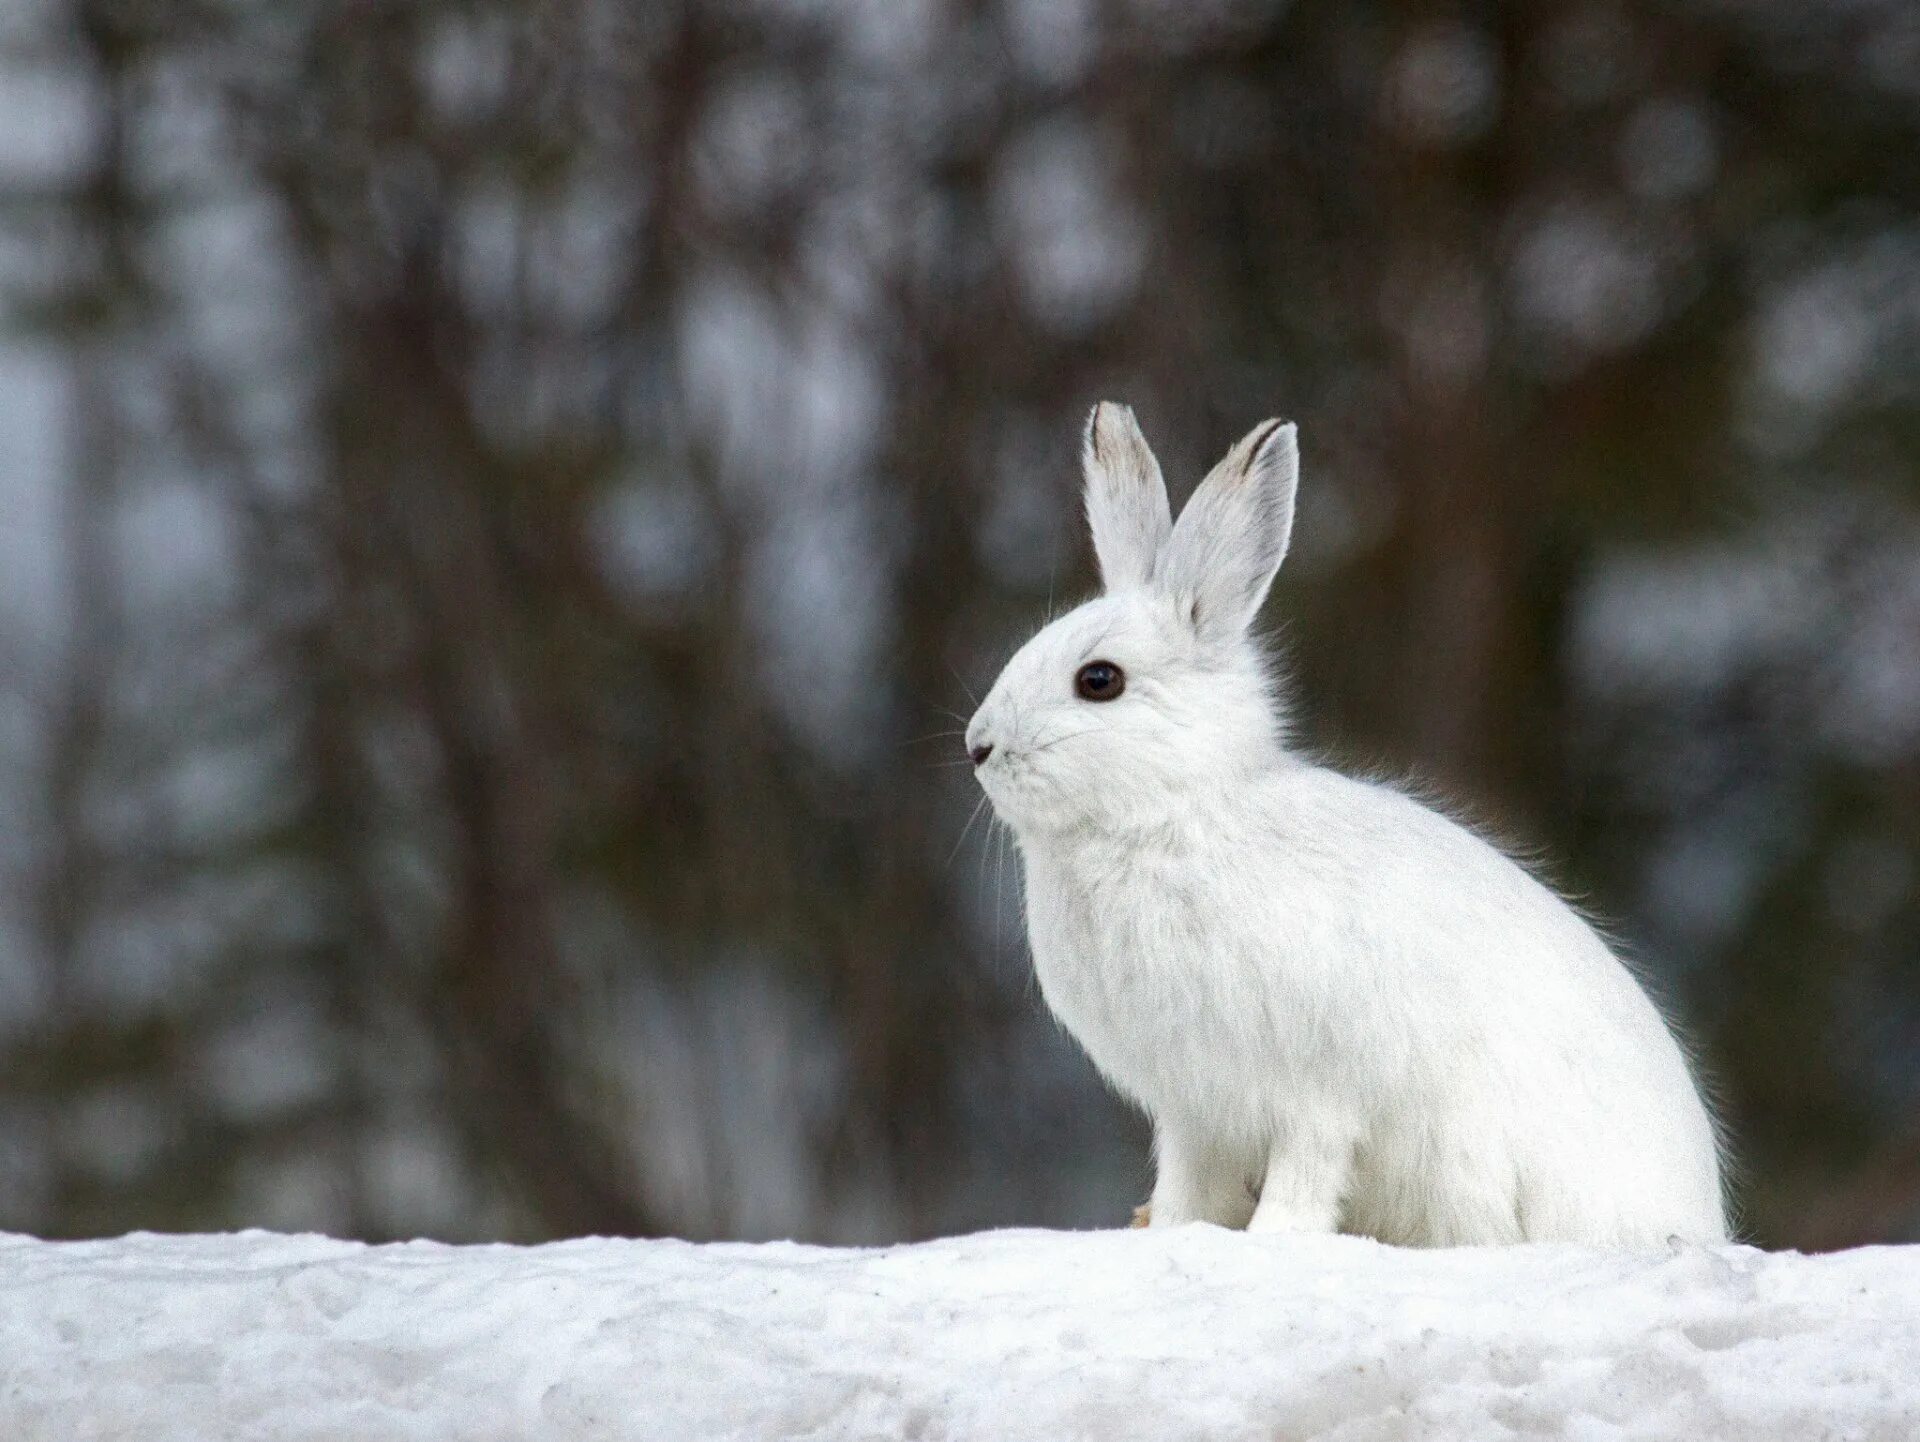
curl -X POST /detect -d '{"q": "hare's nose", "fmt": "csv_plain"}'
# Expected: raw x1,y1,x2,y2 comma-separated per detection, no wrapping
969,742,994,767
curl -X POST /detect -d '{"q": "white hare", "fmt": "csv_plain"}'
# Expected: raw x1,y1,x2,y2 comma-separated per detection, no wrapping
965,403,1728,1246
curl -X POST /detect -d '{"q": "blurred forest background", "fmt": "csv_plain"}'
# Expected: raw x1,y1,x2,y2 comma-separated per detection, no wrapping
1,0,1918,1250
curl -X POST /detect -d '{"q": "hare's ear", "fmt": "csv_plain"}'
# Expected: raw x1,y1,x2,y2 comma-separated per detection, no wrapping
1082,402,1171,592
1156,419,1297,643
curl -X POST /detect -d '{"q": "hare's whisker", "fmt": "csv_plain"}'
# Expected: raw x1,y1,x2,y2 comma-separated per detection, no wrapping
945,794,988,869
905,729,968,746
945,661,980,708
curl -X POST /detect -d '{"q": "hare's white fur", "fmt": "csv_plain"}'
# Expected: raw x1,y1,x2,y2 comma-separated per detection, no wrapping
966,403,1727,1246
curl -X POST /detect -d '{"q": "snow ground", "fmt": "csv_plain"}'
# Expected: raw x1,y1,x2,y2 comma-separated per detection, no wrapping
1,1227,1915,1441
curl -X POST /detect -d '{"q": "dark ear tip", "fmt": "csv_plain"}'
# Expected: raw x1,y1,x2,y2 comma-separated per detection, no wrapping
1086,401,1144,461
1237,420,1298,486
1252,418,1295,452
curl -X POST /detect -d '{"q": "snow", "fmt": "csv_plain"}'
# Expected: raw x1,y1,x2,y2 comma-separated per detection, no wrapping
2,1227,1916,1441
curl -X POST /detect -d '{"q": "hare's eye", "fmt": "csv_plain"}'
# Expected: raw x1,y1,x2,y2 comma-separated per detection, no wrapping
1074,661,1125,702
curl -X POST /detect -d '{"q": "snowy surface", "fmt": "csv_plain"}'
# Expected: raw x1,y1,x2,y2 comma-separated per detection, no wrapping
2,1227,1916,1441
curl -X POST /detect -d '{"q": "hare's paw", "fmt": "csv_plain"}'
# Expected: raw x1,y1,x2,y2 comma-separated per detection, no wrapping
1151,1126,1258,1228
1130,1202,1151,1229
1246,1130,1352,1234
